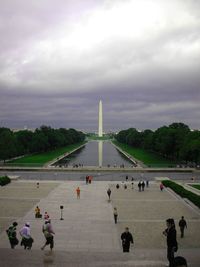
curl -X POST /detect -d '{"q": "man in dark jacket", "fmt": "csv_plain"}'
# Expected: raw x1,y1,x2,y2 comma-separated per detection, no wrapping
178,216,187,238
121,227,134,252
6,222,19,249
107,188,111,200
163,218,178,267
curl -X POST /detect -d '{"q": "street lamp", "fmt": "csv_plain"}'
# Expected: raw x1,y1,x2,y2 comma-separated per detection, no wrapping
60,205,64,220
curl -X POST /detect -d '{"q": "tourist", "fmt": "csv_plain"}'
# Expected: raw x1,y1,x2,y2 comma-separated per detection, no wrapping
160,182,164,191
6,222,19,249
141,181,145,191
178,216,187,238
86,175,89,184
35,206,42,218
173,256,187,267
44,212,50,220
121,227,134,252
19,222,34,250
124,184,127,189
116,184,120,189
107,188,111,200
125,175,128,182
88,176,92,184
41,219,55,251
146,180,149,188
113,207,118,224
138,181,142,192
163,218,178,267
76,187,80,199
131,182,134,189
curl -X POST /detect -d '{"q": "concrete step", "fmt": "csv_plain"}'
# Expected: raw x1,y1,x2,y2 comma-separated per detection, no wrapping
0,248,199,267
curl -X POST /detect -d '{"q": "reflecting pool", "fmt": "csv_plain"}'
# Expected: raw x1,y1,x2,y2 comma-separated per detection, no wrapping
54,141,133,167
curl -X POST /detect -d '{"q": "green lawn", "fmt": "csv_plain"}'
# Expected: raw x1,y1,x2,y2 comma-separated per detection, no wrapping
113,141,176,167
188,184,200,190
87,135,112,141
7,142,87,167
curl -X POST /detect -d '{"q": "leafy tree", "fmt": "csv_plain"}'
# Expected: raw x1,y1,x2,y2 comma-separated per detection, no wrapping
15,130,34,154
0,129,16,162
115,122,199,165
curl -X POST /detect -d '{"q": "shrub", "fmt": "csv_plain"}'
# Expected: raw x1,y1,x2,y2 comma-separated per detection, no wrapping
162,180,200,208
0,176,11,186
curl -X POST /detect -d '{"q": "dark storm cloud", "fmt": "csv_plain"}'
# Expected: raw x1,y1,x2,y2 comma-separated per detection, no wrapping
0,0,200,131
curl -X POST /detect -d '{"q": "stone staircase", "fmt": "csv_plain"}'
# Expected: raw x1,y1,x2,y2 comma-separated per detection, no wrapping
0,248,199,267
0,249,166,267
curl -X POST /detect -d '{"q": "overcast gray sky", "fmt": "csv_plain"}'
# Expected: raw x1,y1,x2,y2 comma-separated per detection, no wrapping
0,0,200,132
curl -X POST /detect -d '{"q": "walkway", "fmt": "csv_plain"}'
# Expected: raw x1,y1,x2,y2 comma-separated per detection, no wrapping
0,179,200,266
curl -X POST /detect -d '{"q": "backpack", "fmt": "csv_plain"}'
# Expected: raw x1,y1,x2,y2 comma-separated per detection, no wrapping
6,226,16,239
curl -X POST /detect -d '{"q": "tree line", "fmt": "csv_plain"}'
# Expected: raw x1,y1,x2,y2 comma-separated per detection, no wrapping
0,126,85,162
115,123,200,165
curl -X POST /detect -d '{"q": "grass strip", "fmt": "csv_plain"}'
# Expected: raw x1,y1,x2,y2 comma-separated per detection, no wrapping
7,141,87,167
112,140,176,167
162,180,200,208
188,184,200,191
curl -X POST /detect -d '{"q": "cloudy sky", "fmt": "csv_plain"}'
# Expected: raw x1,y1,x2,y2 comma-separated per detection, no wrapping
0,0,200,132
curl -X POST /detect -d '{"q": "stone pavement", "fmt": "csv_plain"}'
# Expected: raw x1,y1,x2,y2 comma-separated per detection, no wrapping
0,181,59,234
0,179,200,266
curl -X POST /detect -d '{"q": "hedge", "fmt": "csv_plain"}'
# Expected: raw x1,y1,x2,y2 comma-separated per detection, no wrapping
0,176,11,186
162,180,200,209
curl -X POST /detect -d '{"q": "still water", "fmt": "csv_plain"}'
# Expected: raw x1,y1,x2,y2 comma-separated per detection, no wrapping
55,141,133,167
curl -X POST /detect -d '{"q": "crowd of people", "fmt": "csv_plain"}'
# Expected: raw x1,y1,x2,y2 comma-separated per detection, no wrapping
6,209,55,251
5,175,189,266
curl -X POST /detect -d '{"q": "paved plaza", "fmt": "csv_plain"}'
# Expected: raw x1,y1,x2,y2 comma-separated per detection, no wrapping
0,178,200,266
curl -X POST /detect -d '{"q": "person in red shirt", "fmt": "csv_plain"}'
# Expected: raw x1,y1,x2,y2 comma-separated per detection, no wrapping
76,187,80,199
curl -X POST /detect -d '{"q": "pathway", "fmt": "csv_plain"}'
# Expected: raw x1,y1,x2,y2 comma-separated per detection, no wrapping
0,179,200,266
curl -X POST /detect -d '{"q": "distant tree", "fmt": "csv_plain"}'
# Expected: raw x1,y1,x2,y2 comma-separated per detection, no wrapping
0,129,16,162
126,128,142,147
15,130,34,154
0,126,85,161
141,129,154,150
30,131,49,153
115,122,200,164
116,130,128,143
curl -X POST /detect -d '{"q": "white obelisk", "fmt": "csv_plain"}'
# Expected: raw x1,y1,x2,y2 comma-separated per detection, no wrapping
98,100,103,137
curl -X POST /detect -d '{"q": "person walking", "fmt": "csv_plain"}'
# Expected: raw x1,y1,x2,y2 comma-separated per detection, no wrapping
107,188,111,200
44,212,50,220
178,216,187,238
88,176,92,184
131,182,134,189
76,187,80,199
6,222,19,249
141,181,145,191
41,219,55,251
19,222,34,250
113,207,118,224
138,181,142,192
121,227,134,252
163,218,178,267
160,182,164,191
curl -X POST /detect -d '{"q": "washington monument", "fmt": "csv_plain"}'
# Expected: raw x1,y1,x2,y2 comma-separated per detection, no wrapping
98,100,103,137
